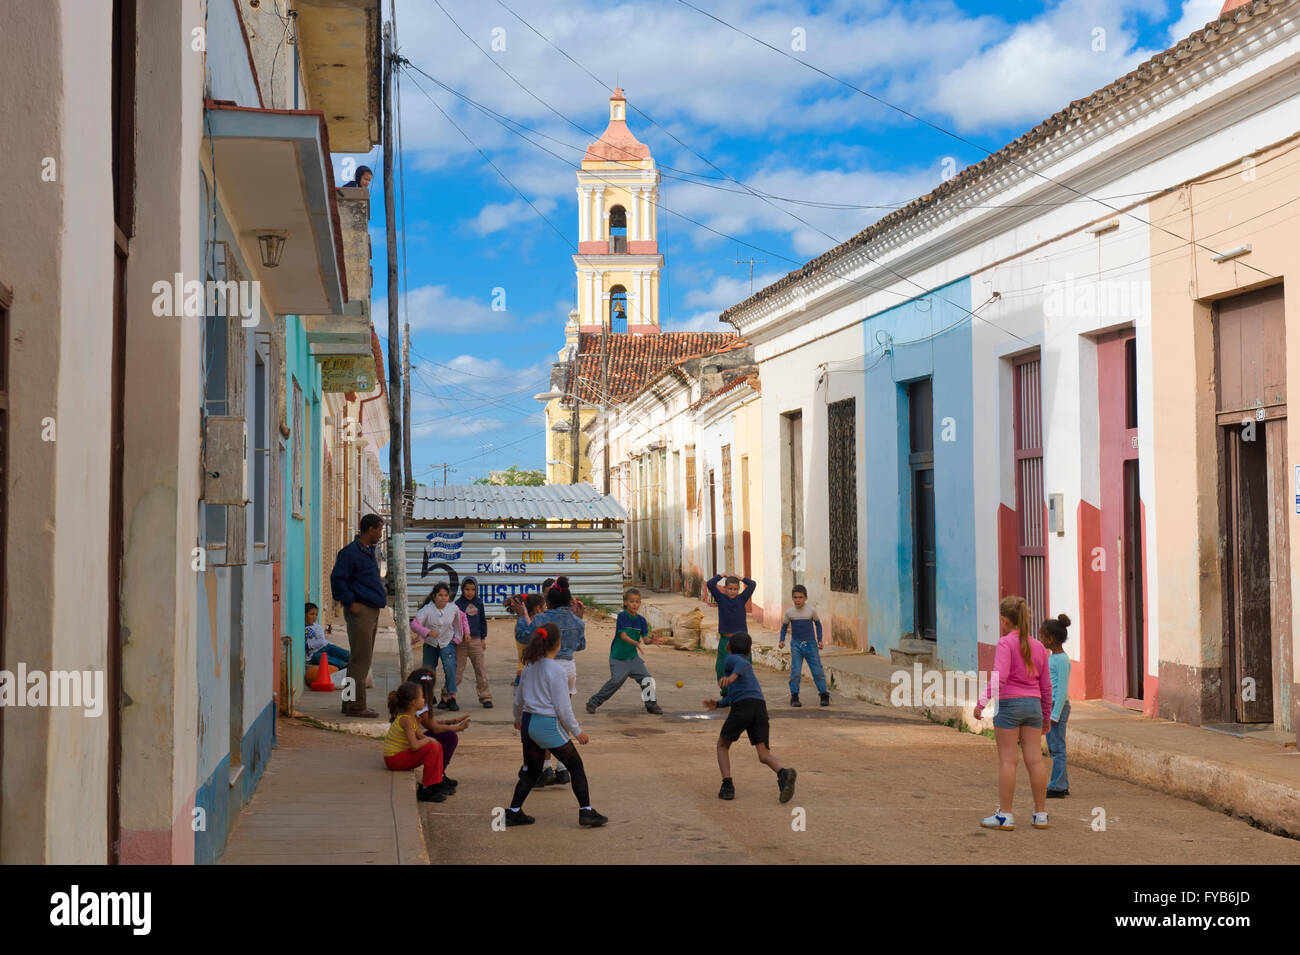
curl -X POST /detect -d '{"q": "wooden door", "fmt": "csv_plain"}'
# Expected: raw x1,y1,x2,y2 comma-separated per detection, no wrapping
1098,331,1142,704
909,379,936,639
1223,429,1274,722
708,468,717,579
721,445,734,576
789,413,804,587
1215,285,1286,724
740,454,752,583
1014,356,1047,625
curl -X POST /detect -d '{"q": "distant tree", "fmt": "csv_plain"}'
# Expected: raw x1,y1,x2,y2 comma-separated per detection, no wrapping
474,464,545,486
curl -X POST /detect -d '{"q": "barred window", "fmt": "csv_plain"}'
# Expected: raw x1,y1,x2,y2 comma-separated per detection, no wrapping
828,398,858,592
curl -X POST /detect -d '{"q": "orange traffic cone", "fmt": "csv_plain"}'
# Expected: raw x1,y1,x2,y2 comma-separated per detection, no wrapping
310,655,336,692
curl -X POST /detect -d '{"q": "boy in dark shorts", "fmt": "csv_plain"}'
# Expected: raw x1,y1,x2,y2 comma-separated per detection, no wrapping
703,633,796,803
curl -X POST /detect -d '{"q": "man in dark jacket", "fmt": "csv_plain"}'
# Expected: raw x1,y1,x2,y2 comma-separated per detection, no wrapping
329,513,387,717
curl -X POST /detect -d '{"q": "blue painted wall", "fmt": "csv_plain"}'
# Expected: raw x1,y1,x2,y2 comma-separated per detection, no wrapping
863,278,978,670
283,317,323,707
195,700,276,865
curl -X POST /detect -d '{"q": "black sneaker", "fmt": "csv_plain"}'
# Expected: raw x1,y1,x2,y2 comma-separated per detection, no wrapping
579,807,608,827
416,783,447,803
790,693,801,707
554,768,572,785
481,700,494,708
586,701,598,714
819,691,830,706
644,702,663,715
1046,789,1069,798
442,776,458,792
445,698,460,712
436,699,451,710
505,808,534,827
718,778,735,800
777,767,797,804
536,766,555,788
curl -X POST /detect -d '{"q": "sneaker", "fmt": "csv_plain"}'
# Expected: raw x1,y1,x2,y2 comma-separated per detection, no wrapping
777,767,797,804
790,694,801,707
645,702,663,715
578,807,609,828
536,767,555,788
554,768,571,785
442,776,458,792
445,698,460,712
1032,811,1049,829
1046,789,1069,798
980,810,1015,830
436,699,450,710
718,778,735,800
481,700,493,709
504,808,534,827
586,701,598,714
416,783,447,803
819,691,830,706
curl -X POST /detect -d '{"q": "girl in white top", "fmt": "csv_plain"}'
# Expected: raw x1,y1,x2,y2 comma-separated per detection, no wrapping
504,623,607,828
415,582,465,709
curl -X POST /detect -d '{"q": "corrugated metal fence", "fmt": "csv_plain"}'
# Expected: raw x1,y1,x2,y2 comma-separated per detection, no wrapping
403,526,625,618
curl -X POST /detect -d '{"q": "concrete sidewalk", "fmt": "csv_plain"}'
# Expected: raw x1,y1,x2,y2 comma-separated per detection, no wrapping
639,588,1300,839
222,609,430,864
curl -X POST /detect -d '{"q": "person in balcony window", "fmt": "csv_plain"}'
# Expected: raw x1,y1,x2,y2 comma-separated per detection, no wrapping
341,165,372,189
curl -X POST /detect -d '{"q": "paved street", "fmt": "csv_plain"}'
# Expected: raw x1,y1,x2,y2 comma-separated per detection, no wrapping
406,614,1300,864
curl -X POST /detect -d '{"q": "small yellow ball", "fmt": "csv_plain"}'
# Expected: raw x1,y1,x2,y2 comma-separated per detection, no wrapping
676,680,684,688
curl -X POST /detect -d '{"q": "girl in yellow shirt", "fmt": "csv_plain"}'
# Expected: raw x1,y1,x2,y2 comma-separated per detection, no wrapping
384,682,447,803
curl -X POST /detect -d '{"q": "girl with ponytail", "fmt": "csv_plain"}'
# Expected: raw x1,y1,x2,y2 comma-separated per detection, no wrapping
503,623,608,829
1040,614,1072,797
973,595,1053,832
382,682,448,803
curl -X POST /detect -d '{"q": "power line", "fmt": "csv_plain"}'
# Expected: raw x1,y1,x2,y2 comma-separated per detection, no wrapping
401,63,1028,345
674,0,1277,284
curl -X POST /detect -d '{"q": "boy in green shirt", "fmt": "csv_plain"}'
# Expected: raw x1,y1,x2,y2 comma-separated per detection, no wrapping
586,589,663,715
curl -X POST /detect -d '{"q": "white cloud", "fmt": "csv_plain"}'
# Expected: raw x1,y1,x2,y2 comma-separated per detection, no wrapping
468,196,558,236
926,0,1165,132
374,284,550,333
1165,0,1224,45
666,163,945,257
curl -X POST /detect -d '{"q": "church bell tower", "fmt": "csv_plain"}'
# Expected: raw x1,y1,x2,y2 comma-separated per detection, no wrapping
573,89,663,336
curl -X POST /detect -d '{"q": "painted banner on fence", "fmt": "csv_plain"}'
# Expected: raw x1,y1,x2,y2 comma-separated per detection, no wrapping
403,527,625,618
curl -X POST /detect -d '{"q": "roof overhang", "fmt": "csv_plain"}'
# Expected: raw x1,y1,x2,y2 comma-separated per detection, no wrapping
296,0,382,153
205,102,347,315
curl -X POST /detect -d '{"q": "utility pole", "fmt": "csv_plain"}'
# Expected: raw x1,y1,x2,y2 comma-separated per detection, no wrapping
427,463,455,486
383,21,412,677
402,322,412,492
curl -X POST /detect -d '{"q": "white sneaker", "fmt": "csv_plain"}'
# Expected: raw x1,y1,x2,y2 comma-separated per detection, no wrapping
980,810,1014,830
1032,811,1049,829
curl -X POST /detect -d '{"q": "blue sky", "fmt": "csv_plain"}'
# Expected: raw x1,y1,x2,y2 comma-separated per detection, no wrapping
336,0,1224,484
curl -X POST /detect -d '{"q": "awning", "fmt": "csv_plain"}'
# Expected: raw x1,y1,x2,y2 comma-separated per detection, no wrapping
204,102,348,315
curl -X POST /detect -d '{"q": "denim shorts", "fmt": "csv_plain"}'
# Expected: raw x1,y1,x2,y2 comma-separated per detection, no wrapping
523,713,569,750
992,696,1043,729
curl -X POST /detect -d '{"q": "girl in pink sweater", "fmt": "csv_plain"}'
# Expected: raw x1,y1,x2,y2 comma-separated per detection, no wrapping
973,595,1052,831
